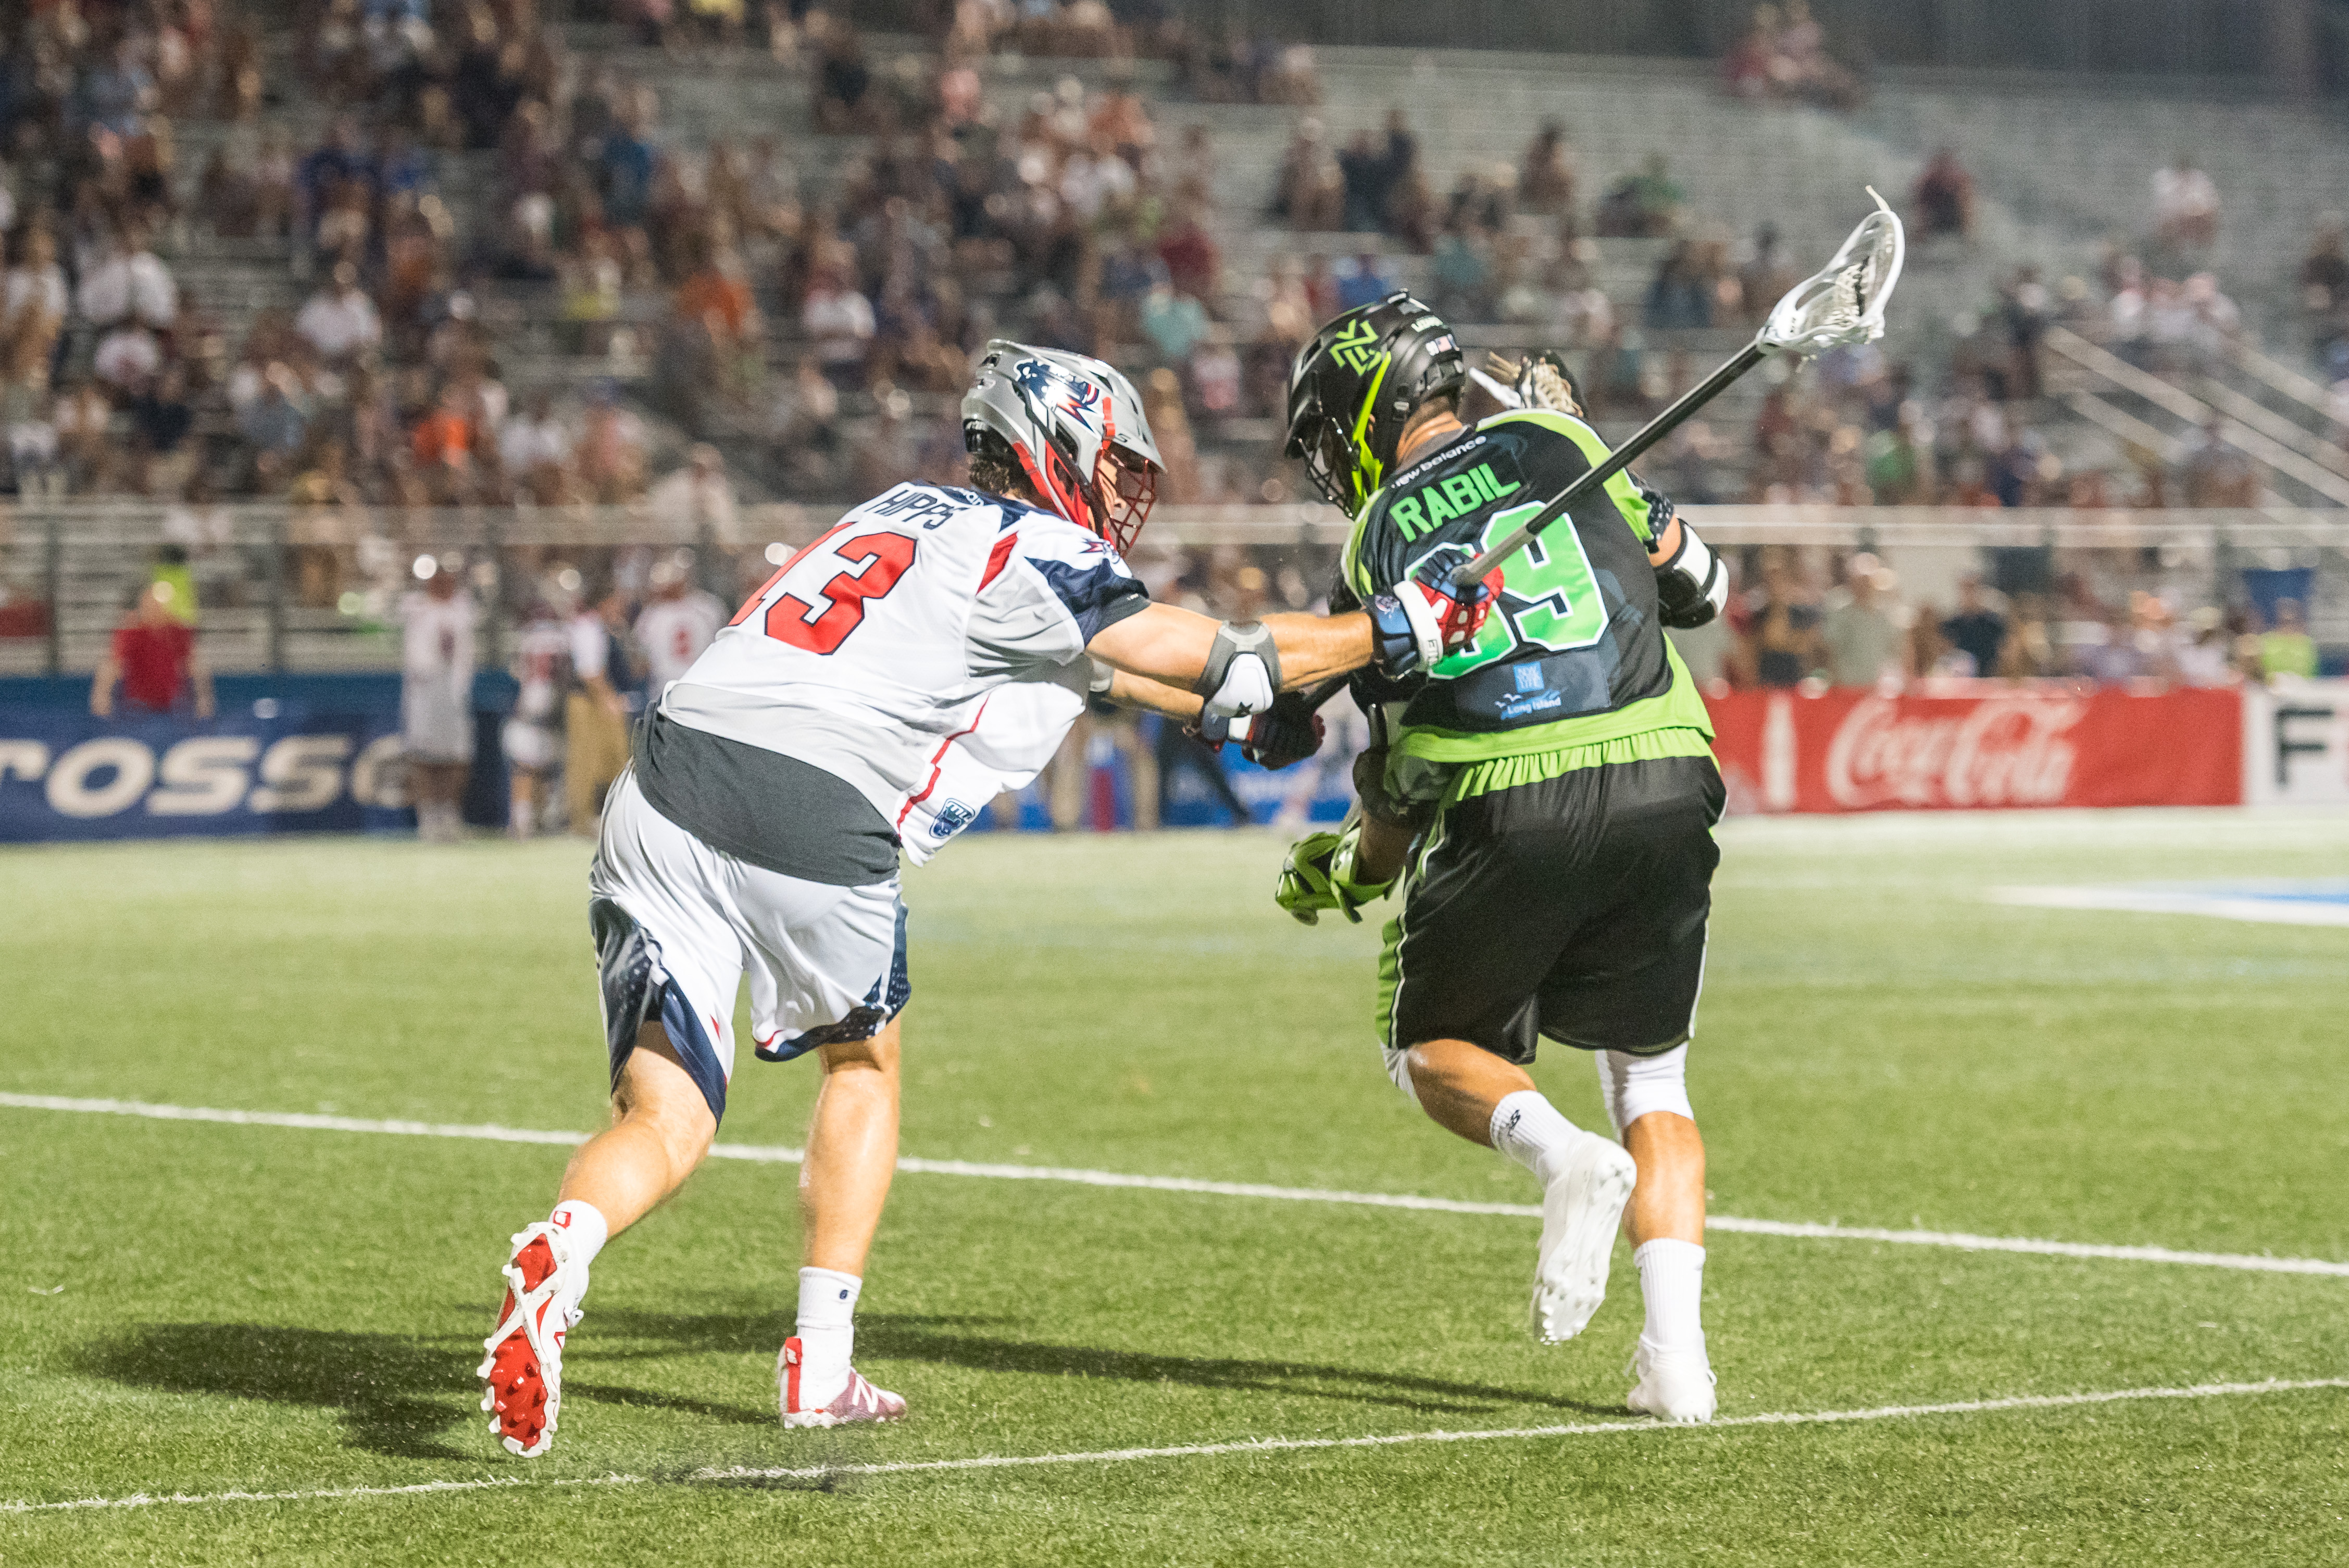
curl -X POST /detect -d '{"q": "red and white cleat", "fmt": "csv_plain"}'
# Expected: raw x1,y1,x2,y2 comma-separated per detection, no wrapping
478,1222,589,1457
780,1337,907,1428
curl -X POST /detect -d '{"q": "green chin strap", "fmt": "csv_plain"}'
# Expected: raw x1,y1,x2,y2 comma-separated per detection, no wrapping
1343,353,1392,516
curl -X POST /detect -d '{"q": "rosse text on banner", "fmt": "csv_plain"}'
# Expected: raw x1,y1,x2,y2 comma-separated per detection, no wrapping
0,701,411,842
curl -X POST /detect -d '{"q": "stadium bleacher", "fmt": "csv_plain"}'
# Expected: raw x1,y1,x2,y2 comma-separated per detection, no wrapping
7,2,2349,674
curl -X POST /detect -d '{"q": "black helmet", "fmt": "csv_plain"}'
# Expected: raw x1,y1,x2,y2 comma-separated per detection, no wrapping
1283,292,1464,515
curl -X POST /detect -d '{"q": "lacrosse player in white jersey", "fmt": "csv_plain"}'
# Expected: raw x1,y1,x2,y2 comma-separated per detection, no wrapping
479,340,1500,1454
632,553,728,693
501,599,572,838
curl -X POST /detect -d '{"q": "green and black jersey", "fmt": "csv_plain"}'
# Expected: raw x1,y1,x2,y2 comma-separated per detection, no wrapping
1340,409,1711,768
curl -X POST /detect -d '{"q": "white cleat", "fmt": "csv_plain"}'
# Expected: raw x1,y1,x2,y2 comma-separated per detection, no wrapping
1626,1340,1718,1424
780,1337,908,1429
478,1222,589,1457
1529,1131,1638,1344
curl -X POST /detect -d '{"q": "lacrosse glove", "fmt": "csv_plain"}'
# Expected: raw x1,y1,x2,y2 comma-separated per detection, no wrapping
1275,812,1396,925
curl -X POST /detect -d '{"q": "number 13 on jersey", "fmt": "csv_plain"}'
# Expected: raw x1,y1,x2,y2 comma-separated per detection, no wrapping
1430,500,1606,679
730,529,918,655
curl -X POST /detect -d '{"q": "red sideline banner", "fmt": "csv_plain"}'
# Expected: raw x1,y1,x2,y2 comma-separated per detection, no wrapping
1707,686,2244,813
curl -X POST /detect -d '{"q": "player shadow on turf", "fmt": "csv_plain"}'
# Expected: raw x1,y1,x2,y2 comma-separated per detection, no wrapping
76,1324,780,1460
77,1323,483,1461
591,1308,1624,1417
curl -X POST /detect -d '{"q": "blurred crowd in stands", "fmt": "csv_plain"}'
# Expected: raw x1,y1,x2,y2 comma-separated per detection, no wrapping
1718,2,1863,111
0,0,1344,512
3,0,2343,690
1674,546,2326,692
0,0,680,515
1625,142,2299,512
2,0,2336,522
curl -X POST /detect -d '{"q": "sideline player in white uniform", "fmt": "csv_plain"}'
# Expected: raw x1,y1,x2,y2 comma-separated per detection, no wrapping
632,553,727,693
478,342,1500,1455
502,601,571,838
399,558,476,843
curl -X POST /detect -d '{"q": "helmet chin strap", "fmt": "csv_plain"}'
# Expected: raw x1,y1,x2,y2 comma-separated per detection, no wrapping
1013,438,1102,535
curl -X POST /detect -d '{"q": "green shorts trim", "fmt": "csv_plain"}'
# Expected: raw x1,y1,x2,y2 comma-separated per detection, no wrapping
1448,727,1716,805
1374,800,1454,1053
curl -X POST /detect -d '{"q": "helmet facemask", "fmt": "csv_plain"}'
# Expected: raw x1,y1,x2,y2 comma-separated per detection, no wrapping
965,339,1164,554
1283,293,1461,518
1295,399,1373,515
1095,443,1157,555
1006,421,1157,556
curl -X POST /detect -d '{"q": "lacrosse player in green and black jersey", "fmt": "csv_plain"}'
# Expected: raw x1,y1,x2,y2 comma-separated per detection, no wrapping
1276,293,1732,1422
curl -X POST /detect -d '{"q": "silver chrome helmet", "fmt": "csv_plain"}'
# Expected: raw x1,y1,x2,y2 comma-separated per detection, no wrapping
963,339,1164,553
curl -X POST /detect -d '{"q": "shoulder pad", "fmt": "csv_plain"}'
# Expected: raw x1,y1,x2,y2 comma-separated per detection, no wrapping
1482,407,1603,446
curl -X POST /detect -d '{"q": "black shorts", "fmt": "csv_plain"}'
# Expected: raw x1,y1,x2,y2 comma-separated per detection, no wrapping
1377,751,1723,1065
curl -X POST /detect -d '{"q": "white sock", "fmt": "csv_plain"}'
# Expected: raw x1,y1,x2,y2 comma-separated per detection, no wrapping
509,795,533,834
794,1266,862,1405
1633,1238,1706,1357
1489,1089,1585,1186
547,1199,608,1269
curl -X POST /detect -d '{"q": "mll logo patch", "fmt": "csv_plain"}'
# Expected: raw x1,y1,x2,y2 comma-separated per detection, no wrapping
931,800,978,840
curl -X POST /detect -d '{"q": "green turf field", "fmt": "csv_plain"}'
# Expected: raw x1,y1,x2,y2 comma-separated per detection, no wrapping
3,812,2346,1565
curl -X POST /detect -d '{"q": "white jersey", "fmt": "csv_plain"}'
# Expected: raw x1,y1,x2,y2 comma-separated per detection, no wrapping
401,589,476,685
658,482,1146,841
510,619,572,724
895,667,1091,862
635,588,727,691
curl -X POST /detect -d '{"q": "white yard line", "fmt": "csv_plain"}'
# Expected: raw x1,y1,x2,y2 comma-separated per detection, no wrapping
7,1377,2345,1515
1991,885,2349,928
6,1092,2348,1278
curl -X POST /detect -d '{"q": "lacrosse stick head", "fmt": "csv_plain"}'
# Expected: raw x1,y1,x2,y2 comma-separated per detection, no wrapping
1760,189,1905,356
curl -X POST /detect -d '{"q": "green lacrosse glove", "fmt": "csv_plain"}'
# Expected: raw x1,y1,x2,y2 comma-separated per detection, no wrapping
1275,814,1396,925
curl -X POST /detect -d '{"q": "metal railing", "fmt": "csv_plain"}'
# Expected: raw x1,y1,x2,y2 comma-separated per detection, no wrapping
2,501,2342,676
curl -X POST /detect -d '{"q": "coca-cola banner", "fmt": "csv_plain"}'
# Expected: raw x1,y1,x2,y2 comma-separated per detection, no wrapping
1708,686,2244,814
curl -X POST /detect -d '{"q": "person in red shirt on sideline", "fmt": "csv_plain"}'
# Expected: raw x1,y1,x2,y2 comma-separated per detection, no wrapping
92,581,215,719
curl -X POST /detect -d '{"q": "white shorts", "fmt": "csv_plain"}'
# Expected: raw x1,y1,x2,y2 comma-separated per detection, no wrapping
403,674,472,764
502,717,560,772
590,768,906,1120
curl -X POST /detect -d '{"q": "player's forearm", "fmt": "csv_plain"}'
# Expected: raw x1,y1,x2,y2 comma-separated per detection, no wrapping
1086,603,1370,693
1646,512,1682,567
1353,811,1413,886
1259,610,1375,688
1106,669,1203,720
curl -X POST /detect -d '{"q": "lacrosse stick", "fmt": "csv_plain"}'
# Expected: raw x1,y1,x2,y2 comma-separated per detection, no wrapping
1445,188,1904,589
1294,191,1903,717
